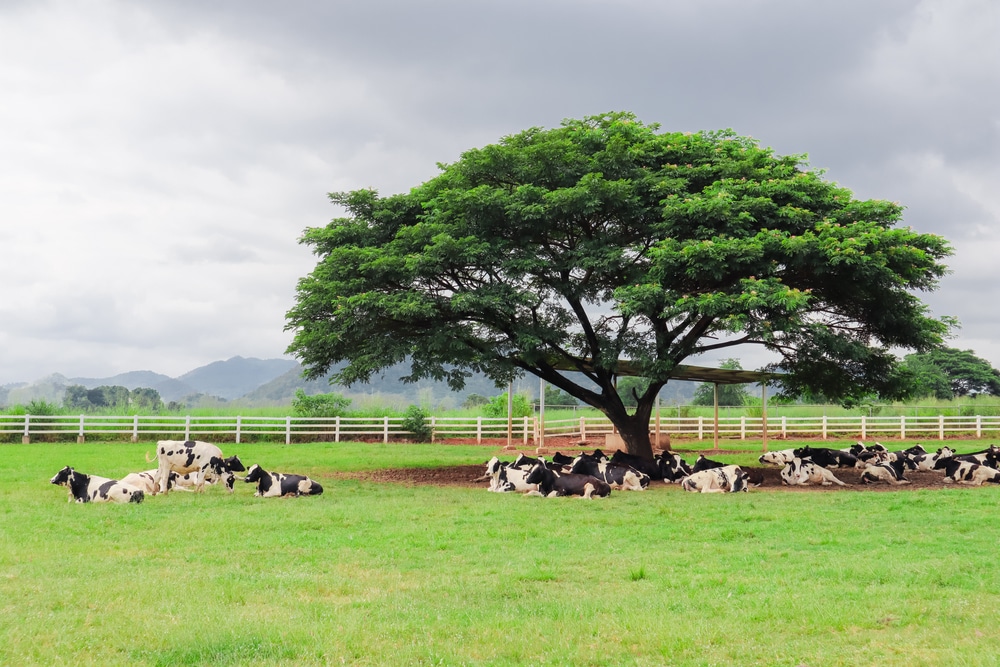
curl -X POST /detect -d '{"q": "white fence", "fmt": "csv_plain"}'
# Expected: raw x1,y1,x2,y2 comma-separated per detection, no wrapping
4,413,1000,444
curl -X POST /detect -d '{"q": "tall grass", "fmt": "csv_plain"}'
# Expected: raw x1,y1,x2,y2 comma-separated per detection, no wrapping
4,440,1000,665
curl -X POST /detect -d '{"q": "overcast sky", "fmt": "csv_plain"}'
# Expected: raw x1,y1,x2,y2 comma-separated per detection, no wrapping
2,0,998,384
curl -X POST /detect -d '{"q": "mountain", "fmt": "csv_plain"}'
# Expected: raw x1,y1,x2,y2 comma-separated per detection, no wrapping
242,362,511,409
178,356,299,400
2,357,300,407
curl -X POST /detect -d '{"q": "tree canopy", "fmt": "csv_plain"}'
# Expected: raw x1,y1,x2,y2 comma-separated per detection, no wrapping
286,112,953,457
901,348,1000,399
692,359,752,407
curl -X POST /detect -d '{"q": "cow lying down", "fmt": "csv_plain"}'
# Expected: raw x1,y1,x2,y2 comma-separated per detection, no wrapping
780,458,847,487
244,464,324,497
681,465,755,493
50,466,144,503
120,469,206,494
524,462,611,498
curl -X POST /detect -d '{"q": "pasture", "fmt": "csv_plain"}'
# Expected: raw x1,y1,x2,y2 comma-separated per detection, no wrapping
3,440,1000,666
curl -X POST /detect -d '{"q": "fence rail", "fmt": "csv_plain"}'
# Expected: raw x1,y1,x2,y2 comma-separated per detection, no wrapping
4,413,1000,444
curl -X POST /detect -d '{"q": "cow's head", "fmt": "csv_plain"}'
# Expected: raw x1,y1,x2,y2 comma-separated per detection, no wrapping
759,451,791,465
50,466,75,486
244,464,265,484
731,470,751,492
224,455,245,472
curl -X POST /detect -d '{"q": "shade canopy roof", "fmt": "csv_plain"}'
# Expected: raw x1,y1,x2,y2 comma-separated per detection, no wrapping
548,359,777,385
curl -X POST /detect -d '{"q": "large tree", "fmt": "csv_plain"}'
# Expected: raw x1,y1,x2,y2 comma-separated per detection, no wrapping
285,113,953,459
902,347,1000,399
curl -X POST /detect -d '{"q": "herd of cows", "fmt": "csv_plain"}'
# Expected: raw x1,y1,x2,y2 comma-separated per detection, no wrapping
49,439,324,503
48,438,1000,503
478,441,1000,496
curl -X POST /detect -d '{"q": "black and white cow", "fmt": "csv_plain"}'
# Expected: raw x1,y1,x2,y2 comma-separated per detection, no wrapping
549,451,577,467
758,449,796,465
859,458,910,485
147,440,245,494
480,457,539,493
793,446,858,469
657,452,693,483
909,447,955,472
244,464,324,497
608,450,662,481
523,462,611,498
954,445,1000,469
691,455,726,473
120,469,203,494
780,458,848,487
934,458,1000,486
50,466,144,503
569,456,649,491
680,465,753,493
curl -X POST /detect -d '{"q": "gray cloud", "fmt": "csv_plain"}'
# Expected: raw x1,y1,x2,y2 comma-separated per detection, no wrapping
1,0,998,383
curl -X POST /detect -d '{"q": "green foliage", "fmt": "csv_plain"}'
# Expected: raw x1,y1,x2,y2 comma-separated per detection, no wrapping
290,389,352,418
482,392,533,418
63,384,163,412
401,404,432,441
283,112,952,454
460,393,490,408
692,359,752,406
615,376,650,408
544,383,578,407
902,347,1000,399
25,399,59,415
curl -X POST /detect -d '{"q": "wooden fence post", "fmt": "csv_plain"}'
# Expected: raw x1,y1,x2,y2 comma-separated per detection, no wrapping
132,415,139,443
78,415,86,444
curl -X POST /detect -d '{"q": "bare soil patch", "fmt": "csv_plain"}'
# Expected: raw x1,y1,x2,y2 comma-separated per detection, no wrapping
334,437,961,492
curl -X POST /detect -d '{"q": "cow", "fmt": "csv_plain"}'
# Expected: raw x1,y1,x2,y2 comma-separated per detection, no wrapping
680,465,753,493
50,466,144,503
609,450,661,480
511,453,542,469
909,447,955,472
147,440,245,494
793,446,858,469
243,464,324,497
759,449,796,465
549,451,577,466
859,458,910,485
480,457,539,493
780,458,848,487
569,456,649,491
523,462,611,498
935,458,1000,486
849,442,889,466
658,452,693,483
954,445,1000,469
120,469,203,494
691,455,726,473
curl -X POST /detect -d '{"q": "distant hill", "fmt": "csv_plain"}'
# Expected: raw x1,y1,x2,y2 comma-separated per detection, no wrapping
1,356,698,410
243,362,511,409
178,356,299,400
2,357,300,407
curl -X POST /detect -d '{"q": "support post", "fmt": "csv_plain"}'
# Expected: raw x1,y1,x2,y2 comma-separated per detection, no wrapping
713,383,719,450
761,383,768,452
538,378,545,450
507,380,513,449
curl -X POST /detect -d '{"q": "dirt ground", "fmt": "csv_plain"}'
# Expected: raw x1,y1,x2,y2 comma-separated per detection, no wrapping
335,436,966,492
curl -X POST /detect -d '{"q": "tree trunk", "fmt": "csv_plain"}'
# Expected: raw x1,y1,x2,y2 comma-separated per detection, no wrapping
616,417,654,459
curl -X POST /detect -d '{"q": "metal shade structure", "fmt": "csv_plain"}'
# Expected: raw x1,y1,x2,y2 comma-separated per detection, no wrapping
535,359,780,451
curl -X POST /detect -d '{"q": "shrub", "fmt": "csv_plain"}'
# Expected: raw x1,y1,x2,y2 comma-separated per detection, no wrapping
483,392,533,418
402,405,432,441
291,389,352,418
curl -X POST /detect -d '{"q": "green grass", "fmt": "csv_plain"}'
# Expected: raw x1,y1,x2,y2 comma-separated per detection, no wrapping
4,440,1000,665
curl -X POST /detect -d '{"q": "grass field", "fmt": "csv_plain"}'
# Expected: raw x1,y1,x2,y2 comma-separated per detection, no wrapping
3,440,1000,666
